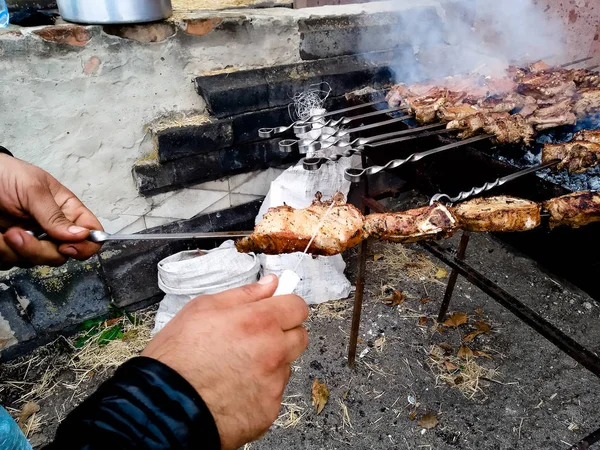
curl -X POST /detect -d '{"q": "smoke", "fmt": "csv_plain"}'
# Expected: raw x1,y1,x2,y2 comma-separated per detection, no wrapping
368,0,568,84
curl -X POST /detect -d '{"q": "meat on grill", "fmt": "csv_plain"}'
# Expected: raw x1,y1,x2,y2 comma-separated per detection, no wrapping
573,129,600,143
236,191,600,256
542,140,600,173
526,98,577,130
234,192,366,256
447,112,535,144
574,88,600,117
543,191,600,229
453,196,541,232
363,204,458,243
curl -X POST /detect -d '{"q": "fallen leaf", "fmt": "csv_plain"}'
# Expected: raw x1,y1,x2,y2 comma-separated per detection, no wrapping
438,343,454,355
444,361,459,371
418,316,429,326
17,402,40,430
475,320,491,333
463,330,484,343
312,379,329,414
373,254,384,262
409,411,417,421
418,413,439,429
454,375,464,385
104,317,122,327
443,312,468,327
357,338,365,344
437,326,447,333
475,308,484,315
384,290,406,307
374,336,386,352
473,350,493,360
457,345,473,359
435,268,448,279
419,297,431,304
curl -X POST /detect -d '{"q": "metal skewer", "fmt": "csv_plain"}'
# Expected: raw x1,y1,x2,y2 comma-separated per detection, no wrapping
302,127,454,171
258,100,391,138
429,159,560,205
27,229,253,243
301,123,447,154
344,134,494,182
279,115,413,153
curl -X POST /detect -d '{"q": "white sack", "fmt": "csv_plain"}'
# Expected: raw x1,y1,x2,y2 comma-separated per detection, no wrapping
152,240,260,335
255,109,360,304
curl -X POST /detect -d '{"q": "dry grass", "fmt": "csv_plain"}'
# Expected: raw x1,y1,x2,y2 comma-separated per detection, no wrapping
427,345,500,400
68,310,154,387
310,298,352,320
373,243,447,288
149,112,211,133
274,395,308,429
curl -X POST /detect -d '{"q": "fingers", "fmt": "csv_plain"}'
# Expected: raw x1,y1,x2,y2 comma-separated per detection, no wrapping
254,294,309,331
191,274,280,312
25,183,90,243
282,326,309,363
0,233,22,269
3,228,67,267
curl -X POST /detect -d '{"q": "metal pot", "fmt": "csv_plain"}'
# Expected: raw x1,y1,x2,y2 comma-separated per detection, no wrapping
57,0,172,24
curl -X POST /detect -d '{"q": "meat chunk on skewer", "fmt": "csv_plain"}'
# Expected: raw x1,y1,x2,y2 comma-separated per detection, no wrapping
573,129,600,143
235,193,366,256
526,98,577,130
447,112,534,144
574,88,600,117
542,141,600,173
453,196,541,232
364,203,458,244
543,191,600,229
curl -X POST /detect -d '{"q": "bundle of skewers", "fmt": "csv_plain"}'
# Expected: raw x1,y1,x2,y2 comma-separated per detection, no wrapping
235,191,600,256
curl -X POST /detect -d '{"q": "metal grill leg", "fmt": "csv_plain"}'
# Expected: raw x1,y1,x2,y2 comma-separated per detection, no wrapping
437,231,471,322
569,428,600,450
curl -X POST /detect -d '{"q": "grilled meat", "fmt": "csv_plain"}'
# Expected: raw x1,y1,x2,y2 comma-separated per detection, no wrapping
235,192,366,256
517,71,577,100
453,196,541,232
364,204,458,244
574,88,600,117
485,114,535,145
526,98,577,130
543,191,600,229
542,140,600,173
573,129,600,143
447,112,509,138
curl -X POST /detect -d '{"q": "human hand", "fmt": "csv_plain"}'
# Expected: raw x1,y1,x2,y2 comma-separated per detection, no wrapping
0,154,103,269
142,275,309,450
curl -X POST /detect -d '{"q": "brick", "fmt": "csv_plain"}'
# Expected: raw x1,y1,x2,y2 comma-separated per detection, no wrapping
134,138,292,195
195,70,269,118
33,25,90,46
157,119,234,163
11,256,111,334
100,200,263,307
194,54,394,118
180,17,223,36
103,23,176,43
298,9,444,60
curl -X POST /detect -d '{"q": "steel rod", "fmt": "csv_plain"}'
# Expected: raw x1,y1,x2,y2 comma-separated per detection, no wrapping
348,153,371,368
561,56,593,67
429,159,560,205
421,240,600,377
437,231,471,322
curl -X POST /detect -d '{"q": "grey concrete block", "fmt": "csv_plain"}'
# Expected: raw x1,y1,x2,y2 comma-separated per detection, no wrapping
0,280,37,358
11,257,111,334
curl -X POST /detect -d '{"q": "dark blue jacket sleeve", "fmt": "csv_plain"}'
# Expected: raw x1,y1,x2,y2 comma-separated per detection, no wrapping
43,356,221,450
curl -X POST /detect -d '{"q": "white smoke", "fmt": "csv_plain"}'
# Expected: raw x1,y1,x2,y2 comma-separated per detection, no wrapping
369,0,568,84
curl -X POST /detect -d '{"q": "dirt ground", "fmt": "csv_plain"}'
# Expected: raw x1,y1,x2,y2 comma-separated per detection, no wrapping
2,194,600,450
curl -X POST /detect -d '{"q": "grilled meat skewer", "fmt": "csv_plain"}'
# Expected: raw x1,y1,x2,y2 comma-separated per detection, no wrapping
236,192,600,256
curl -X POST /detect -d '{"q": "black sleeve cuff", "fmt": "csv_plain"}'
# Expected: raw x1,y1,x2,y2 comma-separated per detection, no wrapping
46,356,221,450
0,146,12,157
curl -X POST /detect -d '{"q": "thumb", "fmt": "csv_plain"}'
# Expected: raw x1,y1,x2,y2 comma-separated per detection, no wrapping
192,274,279,312
27,186,89,241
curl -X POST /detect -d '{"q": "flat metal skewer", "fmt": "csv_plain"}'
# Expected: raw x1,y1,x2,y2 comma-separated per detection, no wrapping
258,100,392,138
429,159,560,205
27,230,253,243
302,127,453,171
279,115,413,153
344,134,493,182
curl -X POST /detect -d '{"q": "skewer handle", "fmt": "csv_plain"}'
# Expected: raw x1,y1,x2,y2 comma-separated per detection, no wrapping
429,159,560,205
